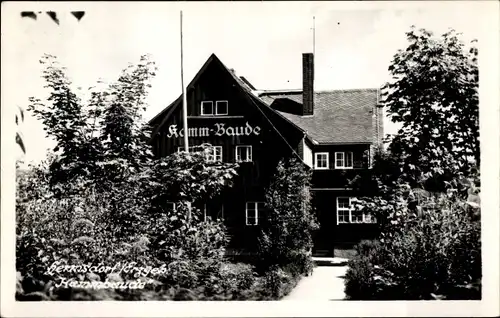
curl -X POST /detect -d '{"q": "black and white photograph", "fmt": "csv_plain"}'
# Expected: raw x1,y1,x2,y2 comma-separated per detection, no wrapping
1,1,499,317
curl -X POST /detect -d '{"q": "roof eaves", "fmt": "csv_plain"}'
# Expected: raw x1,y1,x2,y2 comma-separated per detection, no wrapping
258,89,302,95
315,141,373,145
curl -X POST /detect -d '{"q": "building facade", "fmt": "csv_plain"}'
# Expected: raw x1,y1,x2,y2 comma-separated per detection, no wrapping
149,53,383,256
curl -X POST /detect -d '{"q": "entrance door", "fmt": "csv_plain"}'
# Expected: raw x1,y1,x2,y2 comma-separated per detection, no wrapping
311,193,335,257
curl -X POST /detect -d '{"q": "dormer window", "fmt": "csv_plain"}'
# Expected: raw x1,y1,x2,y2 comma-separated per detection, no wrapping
200,100,228,116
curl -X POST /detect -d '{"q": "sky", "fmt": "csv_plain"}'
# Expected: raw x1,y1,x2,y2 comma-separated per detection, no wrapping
1,1,491,166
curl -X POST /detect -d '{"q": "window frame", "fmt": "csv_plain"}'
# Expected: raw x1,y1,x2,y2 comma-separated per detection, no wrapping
215,100,229,115
245,201,264,226
207,146,223,163
336,197,351,224
200,101,214,116
334,151,354,169
235,145,253,162
336,197,376,224
203,203,224,221
178,145,222,162
314,152,329,170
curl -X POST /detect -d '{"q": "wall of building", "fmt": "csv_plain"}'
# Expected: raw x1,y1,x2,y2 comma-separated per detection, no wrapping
302,138,313,168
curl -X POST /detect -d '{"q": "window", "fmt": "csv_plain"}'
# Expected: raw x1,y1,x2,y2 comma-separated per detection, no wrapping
216,101,228,115
178,145,222,162
203,203,224,221
335,152,353,169
336,197,376,224
236,145,252,162
207,146,223,162
337,197,351,223
314,152,329,169
201,101,213,115
245,202,265,226
201,100,229,115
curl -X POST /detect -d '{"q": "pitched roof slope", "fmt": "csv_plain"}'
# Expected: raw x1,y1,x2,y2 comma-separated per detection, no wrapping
148,54,305,162
258,89,379,144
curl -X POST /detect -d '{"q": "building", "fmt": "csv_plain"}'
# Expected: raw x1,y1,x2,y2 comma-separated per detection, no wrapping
149,53,384,256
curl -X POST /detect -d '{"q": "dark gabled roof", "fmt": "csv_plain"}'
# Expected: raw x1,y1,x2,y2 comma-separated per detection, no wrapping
148,54,221,131
258,89,379,144
148,54,304,162
149,54,258,131
149,53,381,147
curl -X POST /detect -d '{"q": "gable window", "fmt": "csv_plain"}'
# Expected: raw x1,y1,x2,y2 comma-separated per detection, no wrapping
336,197,376,224
201,101,214,115
314,152,329,169
236,145,252,162
201,100,229,115
216,101,228,115
245,202,265,226
335,152,353,169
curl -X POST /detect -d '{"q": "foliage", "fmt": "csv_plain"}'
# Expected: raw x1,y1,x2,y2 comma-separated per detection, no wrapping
257,158,318,278
99,55,157,178
27,54,157,192
142,144,238,206
16,157,256,301
382,26,479,191
344,183,481,300
344,27,481,301
17,53,305,301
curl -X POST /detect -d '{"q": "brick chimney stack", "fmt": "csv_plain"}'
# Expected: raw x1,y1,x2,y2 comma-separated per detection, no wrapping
302,53,314,116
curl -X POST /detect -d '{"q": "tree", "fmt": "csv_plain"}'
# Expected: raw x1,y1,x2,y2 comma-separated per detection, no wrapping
343,27,482,300
99,54,157,182
382,26,479,191
257,158,318,277
27,54,157,192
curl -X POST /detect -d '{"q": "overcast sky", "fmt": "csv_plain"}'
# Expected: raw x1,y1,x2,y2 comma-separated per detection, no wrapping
1,1,490,165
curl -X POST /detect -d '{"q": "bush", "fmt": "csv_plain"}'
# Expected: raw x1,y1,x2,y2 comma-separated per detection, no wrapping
17,54,308,301
257,158,317,279
345,257,377,300
15,162,299,301
345,188,481,300
355,240,383,265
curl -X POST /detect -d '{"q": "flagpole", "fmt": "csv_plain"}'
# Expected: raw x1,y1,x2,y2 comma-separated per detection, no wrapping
180,10,189,152
313,16,315,56
180,10,192,220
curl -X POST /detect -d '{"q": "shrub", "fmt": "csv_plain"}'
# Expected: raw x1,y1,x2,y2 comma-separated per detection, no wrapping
257,158,318,278
355,240,384,265
344,187,481,300
17,54,307,301
344,257,377,300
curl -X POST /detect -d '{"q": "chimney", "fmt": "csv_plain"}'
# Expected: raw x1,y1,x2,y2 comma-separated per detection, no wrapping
302,53,314,116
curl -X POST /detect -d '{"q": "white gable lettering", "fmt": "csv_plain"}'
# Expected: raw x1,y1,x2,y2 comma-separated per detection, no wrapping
166,122,261,138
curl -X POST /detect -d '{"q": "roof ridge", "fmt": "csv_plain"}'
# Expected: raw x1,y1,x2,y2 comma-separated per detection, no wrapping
315,88,379,93
259,87,380,96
